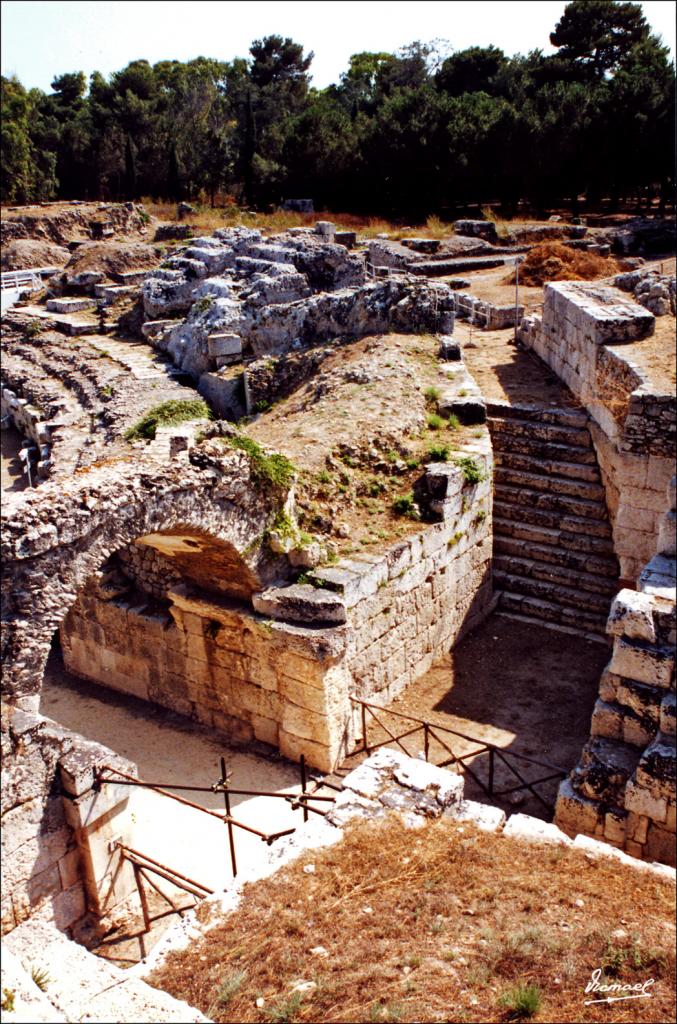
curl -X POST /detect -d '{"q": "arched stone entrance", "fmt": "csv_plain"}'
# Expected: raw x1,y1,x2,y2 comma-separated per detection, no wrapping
1,449,287,710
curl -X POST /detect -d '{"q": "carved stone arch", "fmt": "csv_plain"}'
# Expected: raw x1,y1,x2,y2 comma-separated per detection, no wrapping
1,455,287,707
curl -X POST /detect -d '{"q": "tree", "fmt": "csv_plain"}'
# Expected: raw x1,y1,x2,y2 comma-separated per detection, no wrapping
550,1,653,78
436,46,508,96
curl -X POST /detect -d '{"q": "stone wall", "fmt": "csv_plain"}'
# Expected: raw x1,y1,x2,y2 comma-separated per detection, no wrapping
555,478,676,866
60,445,493,773
1,708,136,937
452,291,523,330
518,281,676,581
1,384,52,479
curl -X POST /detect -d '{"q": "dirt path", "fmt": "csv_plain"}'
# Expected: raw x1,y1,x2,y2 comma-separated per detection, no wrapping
459,323,582,408
346,612,609,820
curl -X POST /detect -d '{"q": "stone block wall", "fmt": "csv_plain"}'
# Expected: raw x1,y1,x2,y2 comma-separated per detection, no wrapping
60,447,493,773
518,281,676,581
1,708,136,937
1,385,52,479
452,291,523,330
555,483,676,866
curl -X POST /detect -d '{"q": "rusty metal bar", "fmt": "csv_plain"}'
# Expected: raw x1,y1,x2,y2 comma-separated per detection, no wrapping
221,756,238,878
488,747,495,796
363,709,422,755
492,749,552,811
120,845,213,896
362,701,369,755
132,862,151,935
493,771,565,797
350,698,566,775
300,755,308,823
100,765,302,841
423,722,430,763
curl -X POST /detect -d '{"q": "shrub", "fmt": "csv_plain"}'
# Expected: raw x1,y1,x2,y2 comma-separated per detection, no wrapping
124,399,211,441
427,443,450,462
447,414,461,431
227,434,295,490
392,494,419,519
456,455,484,485
427,413,445,431
215,969,246,1006
424,385,440,405
498,982,541,1020
254,399,272,413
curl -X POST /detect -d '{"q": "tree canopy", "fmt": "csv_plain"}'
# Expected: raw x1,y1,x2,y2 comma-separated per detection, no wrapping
1,1,673,215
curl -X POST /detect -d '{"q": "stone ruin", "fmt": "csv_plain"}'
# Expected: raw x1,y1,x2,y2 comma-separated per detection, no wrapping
1,212,675,976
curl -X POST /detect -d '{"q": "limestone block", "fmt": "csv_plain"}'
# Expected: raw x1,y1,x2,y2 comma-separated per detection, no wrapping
660,693,676,737
626,811,649,844
503,813,572,845
591,699,624,740
555,778,603,835
447,800,506,832
278,729,335,773
645,823,676,866
624,780,667,822
657,511,676,558
606,589,657,643
250,714,279,747
252,584,347,625
604,809,627,844
609,637,675,688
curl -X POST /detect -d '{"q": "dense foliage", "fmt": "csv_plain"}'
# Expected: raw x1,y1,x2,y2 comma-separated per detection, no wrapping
2,1,674,215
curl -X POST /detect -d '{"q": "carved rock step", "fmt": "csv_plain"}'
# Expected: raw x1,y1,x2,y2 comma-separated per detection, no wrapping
495,482,610,522
494,465,606,502
494,494,613,535
493,570,613,616
494,610,608,644
486,401,589,429
494,450,601,484
488,432,598,464
493,515,616,555
494,535,618,578
494,554,619,597
497,590,609,636
489,417,592,449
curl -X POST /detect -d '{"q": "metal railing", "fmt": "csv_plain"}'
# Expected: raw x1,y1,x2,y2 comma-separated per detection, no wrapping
94,754,334,881
351,696,567,811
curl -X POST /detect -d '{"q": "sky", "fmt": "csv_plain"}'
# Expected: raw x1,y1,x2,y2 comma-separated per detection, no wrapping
1,0,675,92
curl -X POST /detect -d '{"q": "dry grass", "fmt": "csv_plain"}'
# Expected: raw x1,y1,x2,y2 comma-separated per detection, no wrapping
508,243,620,287
140,199,461,241
148,816,675,1023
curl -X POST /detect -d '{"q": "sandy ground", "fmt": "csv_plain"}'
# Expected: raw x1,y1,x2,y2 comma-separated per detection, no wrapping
41,651,333,960
1,425,29,492
459,323,581,408
346,611,610,820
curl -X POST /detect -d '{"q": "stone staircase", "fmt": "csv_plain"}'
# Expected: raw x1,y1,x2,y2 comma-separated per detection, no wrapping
488,401,619,640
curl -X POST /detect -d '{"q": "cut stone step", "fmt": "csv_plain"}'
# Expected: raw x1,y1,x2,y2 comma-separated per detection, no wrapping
494,465,606,502
494,534,618,578
493,554,619,596
497,590,609,635
489,417,592,449
494,609,609,645
494,488,612,532
494,482,609,522
493,570,614,615
493,515,616,555
486,401,589,428
488,433,598,464
493,450,601,484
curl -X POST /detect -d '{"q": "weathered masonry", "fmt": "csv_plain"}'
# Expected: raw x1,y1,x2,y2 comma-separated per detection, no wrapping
2,434,493,775
516,282,676,866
